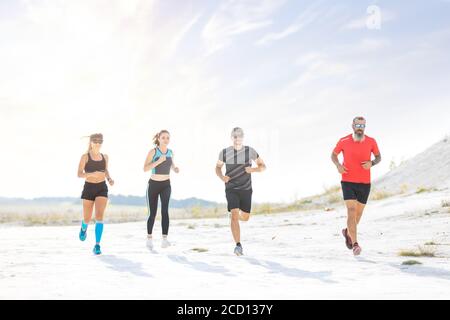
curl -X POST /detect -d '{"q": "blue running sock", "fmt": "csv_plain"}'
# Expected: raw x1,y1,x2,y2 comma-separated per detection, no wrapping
95,221,104,244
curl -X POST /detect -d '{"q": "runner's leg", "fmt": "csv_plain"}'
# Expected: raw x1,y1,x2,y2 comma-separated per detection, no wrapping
230,208,241,243
345,200,358,245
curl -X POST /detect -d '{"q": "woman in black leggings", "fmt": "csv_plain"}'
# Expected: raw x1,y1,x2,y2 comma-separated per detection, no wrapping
143,130,179,250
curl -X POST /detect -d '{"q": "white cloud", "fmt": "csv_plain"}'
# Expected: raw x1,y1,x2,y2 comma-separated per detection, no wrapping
166,13,203,58
290,53,350,88
255,2,326,46
356,38,389,51
295,52,326,66
202,0,286,55
255,22,302,46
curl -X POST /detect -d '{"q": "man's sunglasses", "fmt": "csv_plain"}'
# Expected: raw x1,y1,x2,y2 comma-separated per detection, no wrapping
354,124,366,129
92,140,103,144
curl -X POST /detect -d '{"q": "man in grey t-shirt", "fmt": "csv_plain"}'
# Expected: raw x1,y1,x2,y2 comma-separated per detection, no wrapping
215,127,266,256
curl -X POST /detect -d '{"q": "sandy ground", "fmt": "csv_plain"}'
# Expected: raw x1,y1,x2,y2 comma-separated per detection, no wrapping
1,190,449,299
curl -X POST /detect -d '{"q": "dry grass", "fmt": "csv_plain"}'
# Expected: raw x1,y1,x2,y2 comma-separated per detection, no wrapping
399,184,410,194
370,190,395,201
252,203,278,215
323,185,341,194
326,193,342,204
398,245,436,257
214,223,226,228
188,205,225,219
0,211,85,226
370,184,409,201
0,204,230,226
416,186,437,194
442,200,450,208
323,187,341,204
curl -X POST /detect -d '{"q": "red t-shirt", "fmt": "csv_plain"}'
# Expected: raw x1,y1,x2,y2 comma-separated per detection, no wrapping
333,134,380,184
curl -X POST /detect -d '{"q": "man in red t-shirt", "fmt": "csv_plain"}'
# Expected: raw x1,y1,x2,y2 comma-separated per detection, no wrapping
331,116,382,256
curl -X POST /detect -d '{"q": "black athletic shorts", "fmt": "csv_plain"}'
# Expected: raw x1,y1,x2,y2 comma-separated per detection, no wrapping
81,181,108,201
225,189,252,213
341,181,371,204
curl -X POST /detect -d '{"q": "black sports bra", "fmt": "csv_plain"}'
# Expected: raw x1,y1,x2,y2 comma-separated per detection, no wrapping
85,152,106,173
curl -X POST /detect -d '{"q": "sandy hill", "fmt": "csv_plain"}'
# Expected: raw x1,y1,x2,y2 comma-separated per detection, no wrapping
374,136,450,193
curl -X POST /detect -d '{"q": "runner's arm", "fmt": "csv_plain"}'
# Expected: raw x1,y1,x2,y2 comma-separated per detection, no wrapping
171,152,179,172
171,152,176,168
371,154,382,166
143,149,160,172
215,160,225,179
331,152,348,173
77,154,89,178
216,160,231,183
331,152,341,167
248,156,266,173
104,154,114,185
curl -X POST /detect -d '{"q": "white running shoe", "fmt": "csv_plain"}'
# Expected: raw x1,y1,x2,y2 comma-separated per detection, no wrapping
146,238,153,250
161,238,171,248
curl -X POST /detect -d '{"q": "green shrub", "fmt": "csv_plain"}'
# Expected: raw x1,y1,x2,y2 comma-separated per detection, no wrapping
402,260,422,266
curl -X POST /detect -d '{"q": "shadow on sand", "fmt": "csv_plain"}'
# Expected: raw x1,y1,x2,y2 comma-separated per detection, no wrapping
391,263,450,281
167,254,234,277
98,254,152,278
243,257,336,283
354,256,378,264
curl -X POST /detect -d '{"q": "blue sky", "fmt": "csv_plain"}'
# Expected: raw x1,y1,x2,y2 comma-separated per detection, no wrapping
1,0,449,202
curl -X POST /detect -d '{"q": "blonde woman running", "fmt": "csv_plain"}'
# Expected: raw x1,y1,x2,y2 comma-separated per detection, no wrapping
77,133,114,255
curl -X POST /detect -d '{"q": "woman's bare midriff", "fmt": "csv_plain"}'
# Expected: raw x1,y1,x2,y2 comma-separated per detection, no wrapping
150,174,170,181
85,172,106,184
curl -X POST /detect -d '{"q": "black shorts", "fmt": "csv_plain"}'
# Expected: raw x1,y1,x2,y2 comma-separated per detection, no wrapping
81,181,108,201
341,181,371,204
225,189,252,213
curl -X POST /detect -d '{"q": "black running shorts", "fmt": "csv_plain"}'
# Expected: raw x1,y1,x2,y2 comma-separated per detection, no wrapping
341,181,371,204
225,189,252,213
81,181,108,201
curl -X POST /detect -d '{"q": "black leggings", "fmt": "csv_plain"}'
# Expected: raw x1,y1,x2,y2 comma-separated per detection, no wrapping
146,179,171,235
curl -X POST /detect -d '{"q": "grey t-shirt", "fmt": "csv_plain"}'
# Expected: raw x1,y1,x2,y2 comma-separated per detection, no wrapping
218,146,259,190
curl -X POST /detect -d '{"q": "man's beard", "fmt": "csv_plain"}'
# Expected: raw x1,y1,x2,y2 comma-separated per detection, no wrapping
354,131,364,141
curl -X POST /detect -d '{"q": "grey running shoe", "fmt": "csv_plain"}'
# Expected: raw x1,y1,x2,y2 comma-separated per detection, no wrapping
234,245,243,256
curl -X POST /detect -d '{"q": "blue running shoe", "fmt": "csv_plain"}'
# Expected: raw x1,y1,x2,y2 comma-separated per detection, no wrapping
79,227,87,241
93,244,102,255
